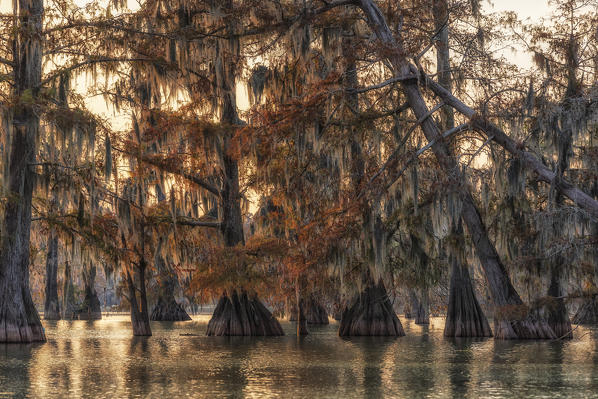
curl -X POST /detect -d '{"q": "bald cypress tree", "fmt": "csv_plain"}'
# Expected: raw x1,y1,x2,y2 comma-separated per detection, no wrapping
0,0,46,343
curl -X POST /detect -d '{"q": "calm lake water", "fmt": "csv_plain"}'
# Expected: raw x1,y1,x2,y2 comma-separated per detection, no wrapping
1,315,598,398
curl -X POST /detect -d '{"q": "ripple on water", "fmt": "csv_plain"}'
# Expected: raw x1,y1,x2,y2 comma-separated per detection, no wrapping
1,316,598,398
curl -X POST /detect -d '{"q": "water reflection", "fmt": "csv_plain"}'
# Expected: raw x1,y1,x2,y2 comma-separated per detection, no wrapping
0,316,597,398
126,337,151,397
447,338,476,398
360,338,394,397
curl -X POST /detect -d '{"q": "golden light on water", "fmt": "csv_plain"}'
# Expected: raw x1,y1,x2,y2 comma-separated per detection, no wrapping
3,316,596,397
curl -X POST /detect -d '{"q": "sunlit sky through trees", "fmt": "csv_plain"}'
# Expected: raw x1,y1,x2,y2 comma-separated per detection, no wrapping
0,0,551,131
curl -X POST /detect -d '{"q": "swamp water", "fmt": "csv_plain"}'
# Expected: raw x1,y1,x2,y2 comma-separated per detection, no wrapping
1,315,598,398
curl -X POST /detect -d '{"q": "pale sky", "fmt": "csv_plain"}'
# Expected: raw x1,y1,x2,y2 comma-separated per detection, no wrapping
484,0,552,67
487,0,550,19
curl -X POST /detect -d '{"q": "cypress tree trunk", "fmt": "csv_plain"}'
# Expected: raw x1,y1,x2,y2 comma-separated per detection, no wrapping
444,259,493,337
204,134,282,335
150,277,191,321
0,0,45,343
44,231,61,320
523,43,578,339
126,266,151,336
289,296,329,324
296,300,309,336
340,29,402,336
526,261,572,339
444,218,492,337
304,297,329,325
205,101,283,336
433,0,490,338
62,260,78,320
205,4,282,336
357,0,546,339
339,279,405,336
77,262,102,320
410,289,430,325
150,245,191,321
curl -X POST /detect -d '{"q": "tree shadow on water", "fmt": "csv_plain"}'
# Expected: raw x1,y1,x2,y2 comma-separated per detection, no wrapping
343,336,396,397
0,344,38,398
125,336,152,398
446,337,482,398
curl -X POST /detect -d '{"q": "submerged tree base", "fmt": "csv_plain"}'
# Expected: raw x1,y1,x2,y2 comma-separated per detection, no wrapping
206,290,284,336
0,295,46,343
0,321,46,343
305,298,329,324
150,296,191,321
573,296,598,324
296,301,309,336
493,297,572,339
339,280,405,337
290,297,329,324
76,311,102,320
528,296,572,339
44,305,61,321
76,290,102,320
444,263,492,337
132,318,152,336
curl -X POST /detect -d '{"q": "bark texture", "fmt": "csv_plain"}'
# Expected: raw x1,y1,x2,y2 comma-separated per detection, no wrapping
0,0,46,343
304,297,329,324
525,297,572,339
339,279,405,336
44,232,61,320
206,291,284,336
444,260,492,337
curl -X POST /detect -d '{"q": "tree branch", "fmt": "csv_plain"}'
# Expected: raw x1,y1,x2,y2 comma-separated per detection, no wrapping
348,73,418,94
39,57,157,87
383,123,469,192
172,217,221,228
111,144,222,197
364,101,446,190
420,72,598,219
140,154,221,197
0,56,13,67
